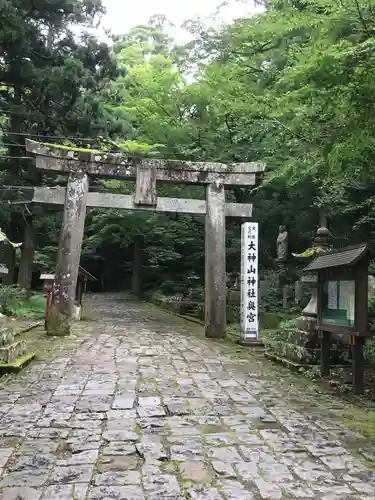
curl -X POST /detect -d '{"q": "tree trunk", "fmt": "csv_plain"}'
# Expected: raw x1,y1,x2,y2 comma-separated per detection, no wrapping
2,244,16,285
17,215,35,290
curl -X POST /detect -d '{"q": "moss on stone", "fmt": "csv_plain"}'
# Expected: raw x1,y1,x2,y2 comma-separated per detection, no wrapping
135,422,143,438
0,351,36,373
40,142,104,154
200,424,227,434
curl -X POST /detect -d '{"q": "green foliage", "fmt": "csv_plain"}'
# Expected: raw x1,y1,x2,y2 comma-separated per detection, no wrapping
259,271,283,312
261,313,295,330
261,328,289,346
368,293,375,317
0,286,44,317
278,318,298,330
3,1,375,319
364,337,375,367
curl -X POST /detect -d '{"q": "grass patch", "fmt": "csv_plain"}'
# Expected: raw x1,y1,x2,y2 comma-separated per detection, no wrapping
0,285,45,318
340,406,375,439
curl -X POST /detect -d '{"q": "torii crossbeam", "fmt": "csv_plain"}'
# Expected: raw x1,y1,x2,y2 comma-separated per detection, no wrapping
25,140,266,338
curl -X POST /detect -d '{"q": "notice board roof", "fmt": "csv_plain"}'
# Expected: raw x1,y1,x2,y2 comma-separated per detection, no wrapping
303,243,371,273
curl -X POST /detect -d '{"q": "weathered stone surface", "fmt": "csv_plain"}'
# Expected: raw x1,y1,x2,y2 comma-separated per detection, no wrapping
206,445,242,462
46,171,89,335
0,340,26,363
205,182,226,338
0,293,374,500
211,460,236,479
143,473,181,497
101,442,137,457
102,430,139,442
75,395,113,412
179,461,214,482
99,454,142,472
31,186,254,218
112,396,135,409
26,139,265,186
136,406,165,418
56,449,98,466
136,436,169,461
0,469,49,488
186,486,223,500
0,487,41,500
50,465,93,484
218,479,255,499
0,448,14,468
92,470,141,486
87,485,145,499
43,484,88,500
8,452,56,471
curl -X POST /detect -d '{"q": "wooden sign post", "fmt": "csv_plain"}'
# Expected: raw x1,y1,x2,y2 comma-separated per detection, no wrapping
303,243,372,394
240,222,262,346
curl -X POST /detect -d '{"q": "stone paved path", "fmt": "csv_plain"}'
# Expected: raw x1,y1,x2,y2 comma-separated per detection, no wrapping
0,294,374,500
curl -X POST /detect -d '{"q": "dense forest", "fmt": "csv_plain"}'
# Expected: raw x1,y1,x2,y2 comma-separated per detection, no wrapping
1,0,375,297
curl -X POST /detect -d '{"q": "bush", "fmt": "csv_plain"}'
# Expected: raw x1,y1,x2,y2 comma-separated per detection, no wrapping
278,318,297,330
259,270,283,312
364,337,375,367
368,293,375,315
260,312,295,330
159,280,177,295
0,285,45,318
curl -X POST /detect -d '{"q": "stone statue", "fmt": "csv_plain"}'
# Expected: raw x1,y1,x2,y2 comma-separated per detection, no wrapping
276,225,288,261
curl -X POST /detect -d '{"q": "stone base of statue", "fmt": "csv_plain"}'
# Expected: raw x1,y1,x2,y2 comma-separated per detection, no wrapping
265,328,347,365
266,272,349,364
276,259,296,308
238,336,264,348
265,227,350,366
295,273,317,332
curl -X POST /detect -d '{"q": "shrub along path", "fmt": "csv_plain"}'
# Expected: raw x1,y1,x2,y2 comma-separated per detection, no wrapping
0,294,374,499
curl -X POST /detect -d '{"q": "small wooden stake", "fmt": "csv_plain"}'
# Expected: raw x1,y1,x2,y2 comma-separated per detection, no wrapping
320,330,331,377
352,336,365,395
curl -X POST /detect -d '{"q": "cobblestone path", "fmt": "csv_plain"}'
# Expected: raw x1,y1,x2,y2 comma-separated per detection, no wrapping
0,294,374,500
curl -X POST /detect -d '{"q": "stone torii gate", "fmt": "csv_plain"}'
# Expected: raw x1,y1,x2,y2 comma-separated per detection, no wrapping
25,140,265,338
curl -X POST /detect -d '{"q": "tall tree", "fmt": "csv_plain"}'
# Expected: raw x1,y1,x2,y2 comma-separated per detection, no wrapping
0,0,128,287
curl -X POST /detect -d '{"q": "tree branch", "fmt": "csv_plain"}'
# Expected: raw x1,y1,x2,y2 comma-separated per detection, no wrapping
224,114,234,144
353,0,371,37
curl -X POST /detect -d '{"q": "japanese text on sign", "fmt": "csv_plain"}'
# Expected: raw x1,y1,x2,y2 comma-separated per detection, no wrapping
241,222,259,341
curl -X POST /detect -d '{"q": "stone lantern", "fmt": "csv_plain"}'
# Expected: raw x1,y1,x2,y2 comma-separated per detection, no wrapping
293,227,331,333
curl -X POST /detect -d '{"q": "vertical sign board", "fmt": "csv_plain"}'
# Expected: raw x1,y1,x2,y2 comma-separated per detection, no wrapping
241,222,259,342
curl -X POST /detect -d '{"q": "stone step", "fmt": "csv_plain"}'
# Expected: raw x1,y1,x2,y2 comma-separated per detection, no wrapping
0,339,26,363
0,351,36,373
0,327,15,347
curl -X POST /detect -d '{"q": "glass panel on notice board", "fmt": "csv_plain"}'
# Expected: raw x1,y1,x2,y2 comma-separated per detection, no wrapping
322,280,355,327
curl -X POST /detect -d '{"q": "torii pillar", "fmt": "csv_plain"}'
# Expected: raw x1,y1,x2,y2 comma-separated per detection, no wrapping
205,181,226,338
48,172,89,335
